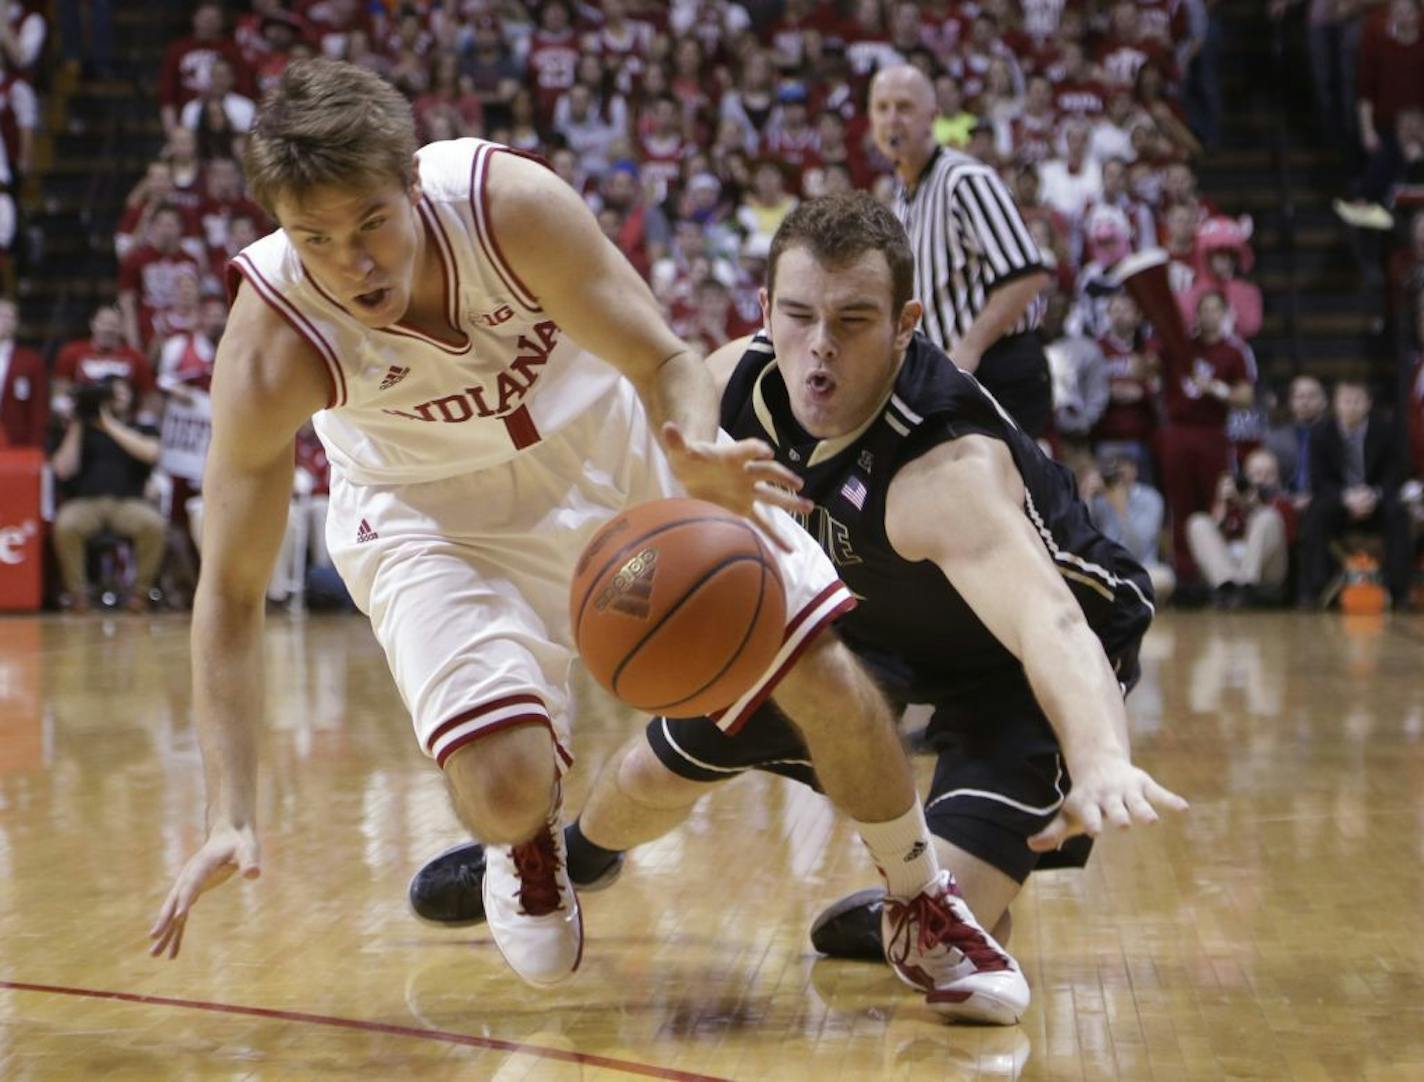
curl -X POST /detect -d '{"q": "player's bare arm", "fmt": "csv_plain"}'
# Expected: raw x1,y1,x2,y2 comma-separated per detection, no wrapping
484,155,808,532
148,286,331,960
884,435,1187,848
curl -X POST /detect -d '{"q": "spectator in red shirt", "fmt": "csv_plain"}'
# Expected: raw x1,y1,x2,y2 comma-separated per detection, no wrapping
196,158,268,279
53,304,156,417
161,127,207,228
116,161,189,261
0,297,46,449
147,266,204,356
233,0,282,70
117,205,204,352
1158,290,1257,582
159,2,249,135
0,65,36,273
1333,0,1424,227
412,51,485,143
527,0,581,123
208,211,260,283
763,82,822,188
636,95,689,203
1092,292,1159,473
1051,40,1109,118
303,0,374,61
1358,0,1424,164
252,10,307,99
180,55,256,161
1095,0,1178,88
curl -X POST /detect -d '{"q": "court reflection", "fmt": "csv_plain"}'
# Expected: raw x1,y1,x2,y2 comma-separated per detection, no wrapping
1,610,1421,1080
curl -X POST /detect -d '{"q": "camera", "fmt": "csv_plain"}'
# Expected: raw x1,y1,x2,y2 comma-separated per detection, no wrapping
73,381,113,423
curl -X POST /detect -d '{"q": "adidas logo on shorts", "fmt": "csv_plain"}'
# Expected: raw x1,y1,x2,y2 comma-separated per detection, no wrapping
356,518,378,543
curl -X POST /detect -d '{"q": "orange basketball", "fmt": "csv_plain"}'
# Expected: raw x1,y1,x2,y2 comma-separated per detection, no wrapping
570,498,787,717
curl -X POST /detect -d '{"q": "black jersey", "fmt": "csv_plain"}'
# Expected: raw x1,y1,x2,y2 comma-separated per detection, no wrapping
720,331,1153,704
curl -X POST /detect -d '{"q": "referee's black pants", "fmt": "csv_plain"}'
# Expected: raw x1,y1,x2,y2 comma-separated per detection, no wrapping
971,330,1052,439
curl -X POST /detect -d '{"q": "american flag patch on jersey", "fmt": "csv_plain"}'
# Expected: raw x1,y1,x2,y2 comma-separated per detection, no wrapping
840,476,868,510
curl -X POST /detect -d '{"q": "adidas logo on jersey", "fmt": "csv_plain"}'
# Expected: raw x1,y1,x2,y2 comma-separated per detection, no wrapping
356,519,378,544
379,366,410,390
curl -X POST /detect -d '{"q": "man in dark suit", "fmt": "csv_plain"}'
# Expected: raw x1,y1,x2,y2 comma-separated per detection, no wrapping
1264,374,1327,512
0,298,48,449
1298,379,1414,608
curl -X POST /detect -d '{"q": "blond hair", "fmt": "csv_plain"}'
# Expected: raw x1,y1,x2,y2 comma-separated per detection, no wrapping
243,58,417,215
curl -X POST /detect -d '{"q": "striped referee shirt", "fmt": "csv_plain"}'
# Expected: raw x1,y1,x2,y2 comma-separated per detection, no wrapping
892,147,1047,354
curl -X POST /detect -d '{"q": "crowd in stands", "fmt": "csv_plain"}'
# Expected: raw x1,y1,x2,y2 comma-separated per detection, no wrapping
0,0,1419,613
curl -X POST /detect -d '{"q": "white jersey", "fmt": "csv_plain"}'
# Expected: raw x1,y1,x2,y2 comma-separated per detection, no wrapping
227,138,624,486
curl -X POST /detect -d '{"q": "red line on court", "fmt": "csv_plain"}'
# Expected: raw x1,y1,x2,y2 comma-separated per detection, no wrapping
0,979,732,1081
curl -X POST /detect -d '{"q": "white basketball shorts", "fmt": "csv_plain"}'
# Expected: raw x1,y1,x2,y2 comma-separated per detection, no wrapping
325,379,854,771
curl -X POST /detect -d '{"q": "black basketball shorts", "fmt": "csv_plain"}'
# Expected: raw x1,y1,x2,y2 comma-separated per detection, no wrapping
645,694,1096,884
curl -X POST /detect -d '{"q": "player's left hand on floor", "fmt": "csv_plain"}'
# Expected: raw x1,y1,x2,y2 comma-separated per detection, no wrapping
1026,760,1188,853
662,422,813,551
148,823,261,959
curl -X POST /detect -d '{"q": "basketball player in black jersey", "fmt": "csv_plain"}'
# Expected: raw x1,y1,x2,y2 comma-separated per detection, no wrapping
408,193,1187,1013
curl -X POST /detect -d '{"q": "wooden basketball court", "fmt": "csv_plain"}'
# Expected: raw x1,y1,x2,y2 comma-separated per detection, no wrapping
1,610,1421,1080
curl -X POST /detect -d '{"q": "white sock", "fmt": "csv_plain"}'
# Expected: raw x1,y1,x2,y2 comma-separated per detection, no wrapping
856,802,941,899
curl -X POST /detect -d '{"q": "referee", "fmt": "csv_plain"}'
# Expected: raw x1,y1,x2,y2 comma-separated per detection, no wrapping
869,65,1054,437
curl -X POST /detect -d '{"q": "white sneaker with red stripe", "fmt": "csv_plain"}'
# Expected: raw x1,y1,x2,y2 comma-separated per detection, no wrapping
482,814,583,987
882,869,1029,1025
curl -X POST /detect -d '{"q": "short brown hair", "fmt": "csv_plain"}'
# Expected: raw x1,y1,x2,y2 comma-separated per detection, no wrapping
767,192,915,315
243,58,418,215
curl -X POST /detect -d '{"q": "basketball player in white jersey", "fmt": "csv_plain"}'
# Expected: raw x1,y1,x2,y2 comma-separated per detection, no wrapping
147,59,1025,1014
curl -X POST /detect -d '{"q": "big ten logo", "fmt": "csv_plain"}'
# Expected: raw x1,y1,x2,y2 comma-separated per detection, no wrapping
0,519,38,565
478,304,514,327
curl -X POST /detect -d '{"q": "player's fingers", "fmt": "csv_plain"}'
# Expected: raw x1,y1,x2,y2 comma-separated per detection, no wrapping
743,457,805,490
1125,790,1159,825
1104,794,1132,830
149,908,182,958
733,437,775,460
237,837,261,879
148,888,179,939
167,914,187,960
1076,799,1104,838
1026,812,1071,852
753,479,813,514
1144,778,1190,812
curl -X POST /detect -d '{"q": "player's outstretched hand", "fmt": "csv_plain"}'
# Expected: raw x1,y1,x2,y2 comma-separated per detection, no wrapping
662,422,813,551
1027,758,1187,853
148,822,261,959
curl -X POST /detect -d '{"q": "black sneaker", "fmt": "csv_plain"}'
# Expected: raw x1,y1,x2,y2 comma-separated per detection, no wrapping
809,887,887,961
408,839,624,926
